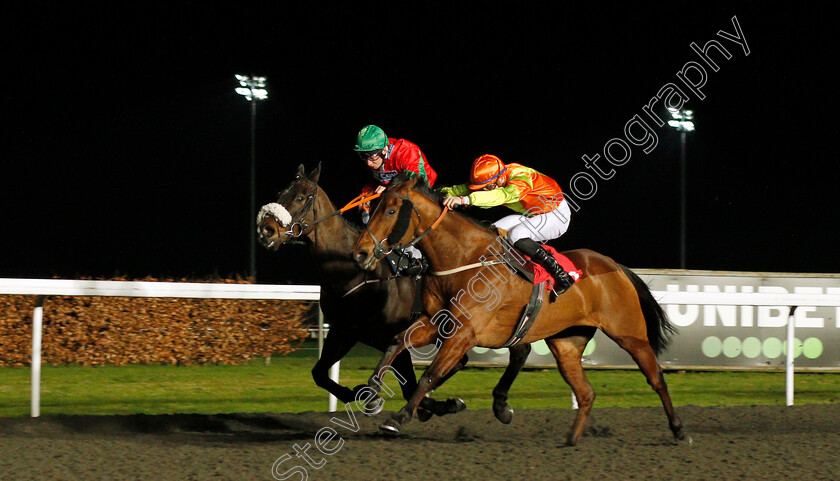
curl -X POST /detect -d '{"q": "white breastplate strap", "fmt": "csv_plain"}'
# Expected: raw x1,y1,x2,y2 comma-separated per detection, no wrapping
430,259,506,276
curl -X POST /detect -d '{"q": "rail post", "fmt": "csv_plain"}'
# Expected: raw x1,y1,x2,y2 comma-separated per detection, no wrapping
786,306,798,406
31,295,47,417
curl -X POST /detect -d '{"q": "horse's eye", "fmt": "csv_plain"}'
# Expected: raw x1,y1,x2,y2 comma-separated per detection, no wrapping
387,209,396,216
296,196,304,202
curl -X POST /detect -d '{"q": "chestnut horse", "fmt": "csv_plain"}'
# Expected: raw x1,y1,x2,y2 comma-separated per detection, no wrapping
351,174,688,446
257,163,531,421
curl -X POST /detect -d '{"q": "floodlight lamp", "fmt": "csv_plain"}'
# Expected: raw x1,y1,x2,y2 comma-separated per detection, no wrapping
668,119,695,132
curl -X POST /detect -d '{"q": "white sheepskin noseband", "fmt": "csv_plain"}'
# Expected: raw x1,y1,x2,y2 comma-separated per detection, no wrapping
257,203,293,227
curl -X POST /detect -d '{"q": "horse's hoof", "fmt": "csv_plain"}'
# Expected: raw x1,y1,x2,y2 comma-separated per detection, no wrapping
353,383,381,400
379,418,402,435
493,404,514,424
417,407,433,423
447,398,467,414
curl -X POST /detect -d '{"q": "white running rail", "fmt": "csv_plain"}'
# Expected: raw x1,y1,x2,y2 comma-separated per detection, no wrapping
0,278,328,417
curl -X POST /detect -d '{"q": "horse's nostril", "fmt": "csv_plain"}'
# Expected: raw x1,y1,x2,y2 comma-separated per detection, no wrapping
261,225,275,237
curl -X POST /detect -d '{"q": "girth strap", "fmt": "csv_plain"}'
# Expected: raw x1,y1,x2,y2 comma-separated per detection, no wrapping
409,275,425,321
502,281,546,348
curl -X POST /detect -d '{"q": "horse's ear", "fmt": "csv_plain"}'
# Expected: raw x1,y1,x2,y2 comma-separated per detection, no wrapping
296,164,306,178
308,162,322,183
405,175,420,191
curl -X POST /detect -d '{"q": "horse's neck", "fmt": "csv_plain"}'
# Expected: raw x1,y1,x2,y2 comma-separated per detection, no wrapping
416,199,497,272
306,188,356,254
305,189,369,284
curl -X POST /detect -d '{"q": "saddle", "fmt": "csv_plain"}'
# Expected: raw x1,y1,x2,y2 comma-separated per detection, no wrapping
494,236,582,292
493,236,582,347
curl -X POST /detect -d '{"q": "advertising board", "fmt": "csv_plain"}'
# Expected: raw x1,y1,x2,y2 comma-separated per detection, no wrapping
462,270,840,370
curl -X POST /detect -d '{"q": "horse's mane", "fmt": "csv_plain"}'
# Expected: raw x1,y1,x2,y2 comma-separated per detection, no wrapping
341,215,363,234
313,183,363,234
283,177,364,235
387,172,498,235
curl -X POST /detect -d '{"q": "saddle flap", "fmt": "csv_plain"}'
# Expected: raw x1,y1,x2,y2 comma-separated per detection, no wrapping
500,244,582,290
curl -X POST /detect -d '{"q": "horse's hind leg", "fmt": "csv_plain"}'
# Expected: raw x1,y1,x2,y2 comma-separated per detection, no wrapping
545,327,596,446
492,343,531,424
613,336,687,442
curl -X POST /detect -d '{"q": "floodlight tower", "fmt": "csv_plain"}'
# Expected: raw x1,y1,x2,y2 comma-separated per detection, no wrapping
668,108,695,269
235,74,268,280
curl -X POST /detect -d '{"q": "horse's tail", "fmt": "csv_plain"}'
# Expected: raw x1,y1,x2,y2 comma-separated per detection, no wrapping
619,265,677,356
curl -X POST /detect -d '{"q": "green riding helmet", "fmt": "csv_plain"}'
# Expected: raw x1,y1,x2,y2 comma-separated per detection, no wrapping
354,125,388,151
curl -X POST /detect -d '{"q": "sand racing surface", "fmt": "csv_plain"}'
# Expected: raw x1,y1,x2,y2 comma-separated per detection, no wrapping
2,404,839,480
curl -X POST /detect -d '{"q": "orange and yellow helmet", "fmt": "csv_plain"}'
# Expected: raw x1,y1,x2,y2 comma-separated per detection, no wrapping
468,154,507,190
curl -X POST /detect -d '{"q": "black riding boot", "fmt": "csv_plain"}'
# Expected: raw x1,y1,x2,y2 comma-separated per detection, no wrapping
513,238,574,295
400,256,428,277
385,251,428,277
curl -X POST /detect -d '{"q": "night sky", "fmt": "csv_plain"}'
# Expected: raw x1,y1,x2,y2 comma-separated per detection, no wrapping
2,3,837,284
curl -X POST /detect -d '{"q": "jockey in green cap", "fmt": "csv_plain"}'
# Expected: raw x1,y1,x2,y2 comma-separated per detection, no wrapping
354,125,437,200
354,125,438,276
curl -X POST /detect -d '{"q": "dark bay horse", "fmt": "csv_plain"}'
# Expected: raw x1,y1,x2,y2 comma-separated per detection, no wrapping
257,163,530,421
351,174,688,446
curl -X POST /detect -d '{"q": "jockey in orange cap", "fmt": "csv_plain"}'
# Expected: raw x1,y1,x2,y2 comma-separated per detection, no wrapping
441,154,573,294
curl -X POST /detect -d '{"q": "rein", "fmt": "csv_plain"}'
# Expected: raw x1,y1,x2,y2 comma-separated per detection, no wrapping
341,274,399,297
282,190,382,238
430,258,507,276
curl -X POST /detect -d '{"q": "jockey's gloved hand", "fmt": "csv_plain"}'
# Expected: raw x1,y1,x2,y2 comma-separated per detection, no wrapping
442,195,470,209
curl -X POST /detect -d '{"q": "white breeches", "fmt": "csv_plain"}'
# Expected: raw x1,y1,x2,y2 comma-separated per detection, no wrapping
493,199,572,244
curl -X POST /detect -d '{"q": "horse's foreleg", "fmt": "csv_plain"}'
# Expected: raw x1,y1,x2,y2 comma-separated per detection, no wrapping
311,331,358,404
380,336,473,434
491,343,531,424
388,342,467,421
390,349,419,401
613,336,688,443
367,315,439,396
415,352,469,421
389,349,437,423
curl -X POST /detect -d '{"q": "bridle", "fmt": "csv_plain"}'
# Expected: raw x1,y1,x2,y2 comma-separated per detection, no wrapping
363,189,449,260
271,178,383,240
282,186,320,238
364,191,419,259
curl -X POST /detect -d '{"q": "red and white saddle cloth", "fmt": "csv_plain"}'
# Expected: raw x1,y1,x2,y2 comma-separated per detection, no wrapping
523,245,583,292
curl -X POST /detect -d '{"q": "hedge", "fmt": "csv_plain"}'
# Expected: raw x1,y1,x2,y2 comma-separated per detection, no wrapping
0,277,311,367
